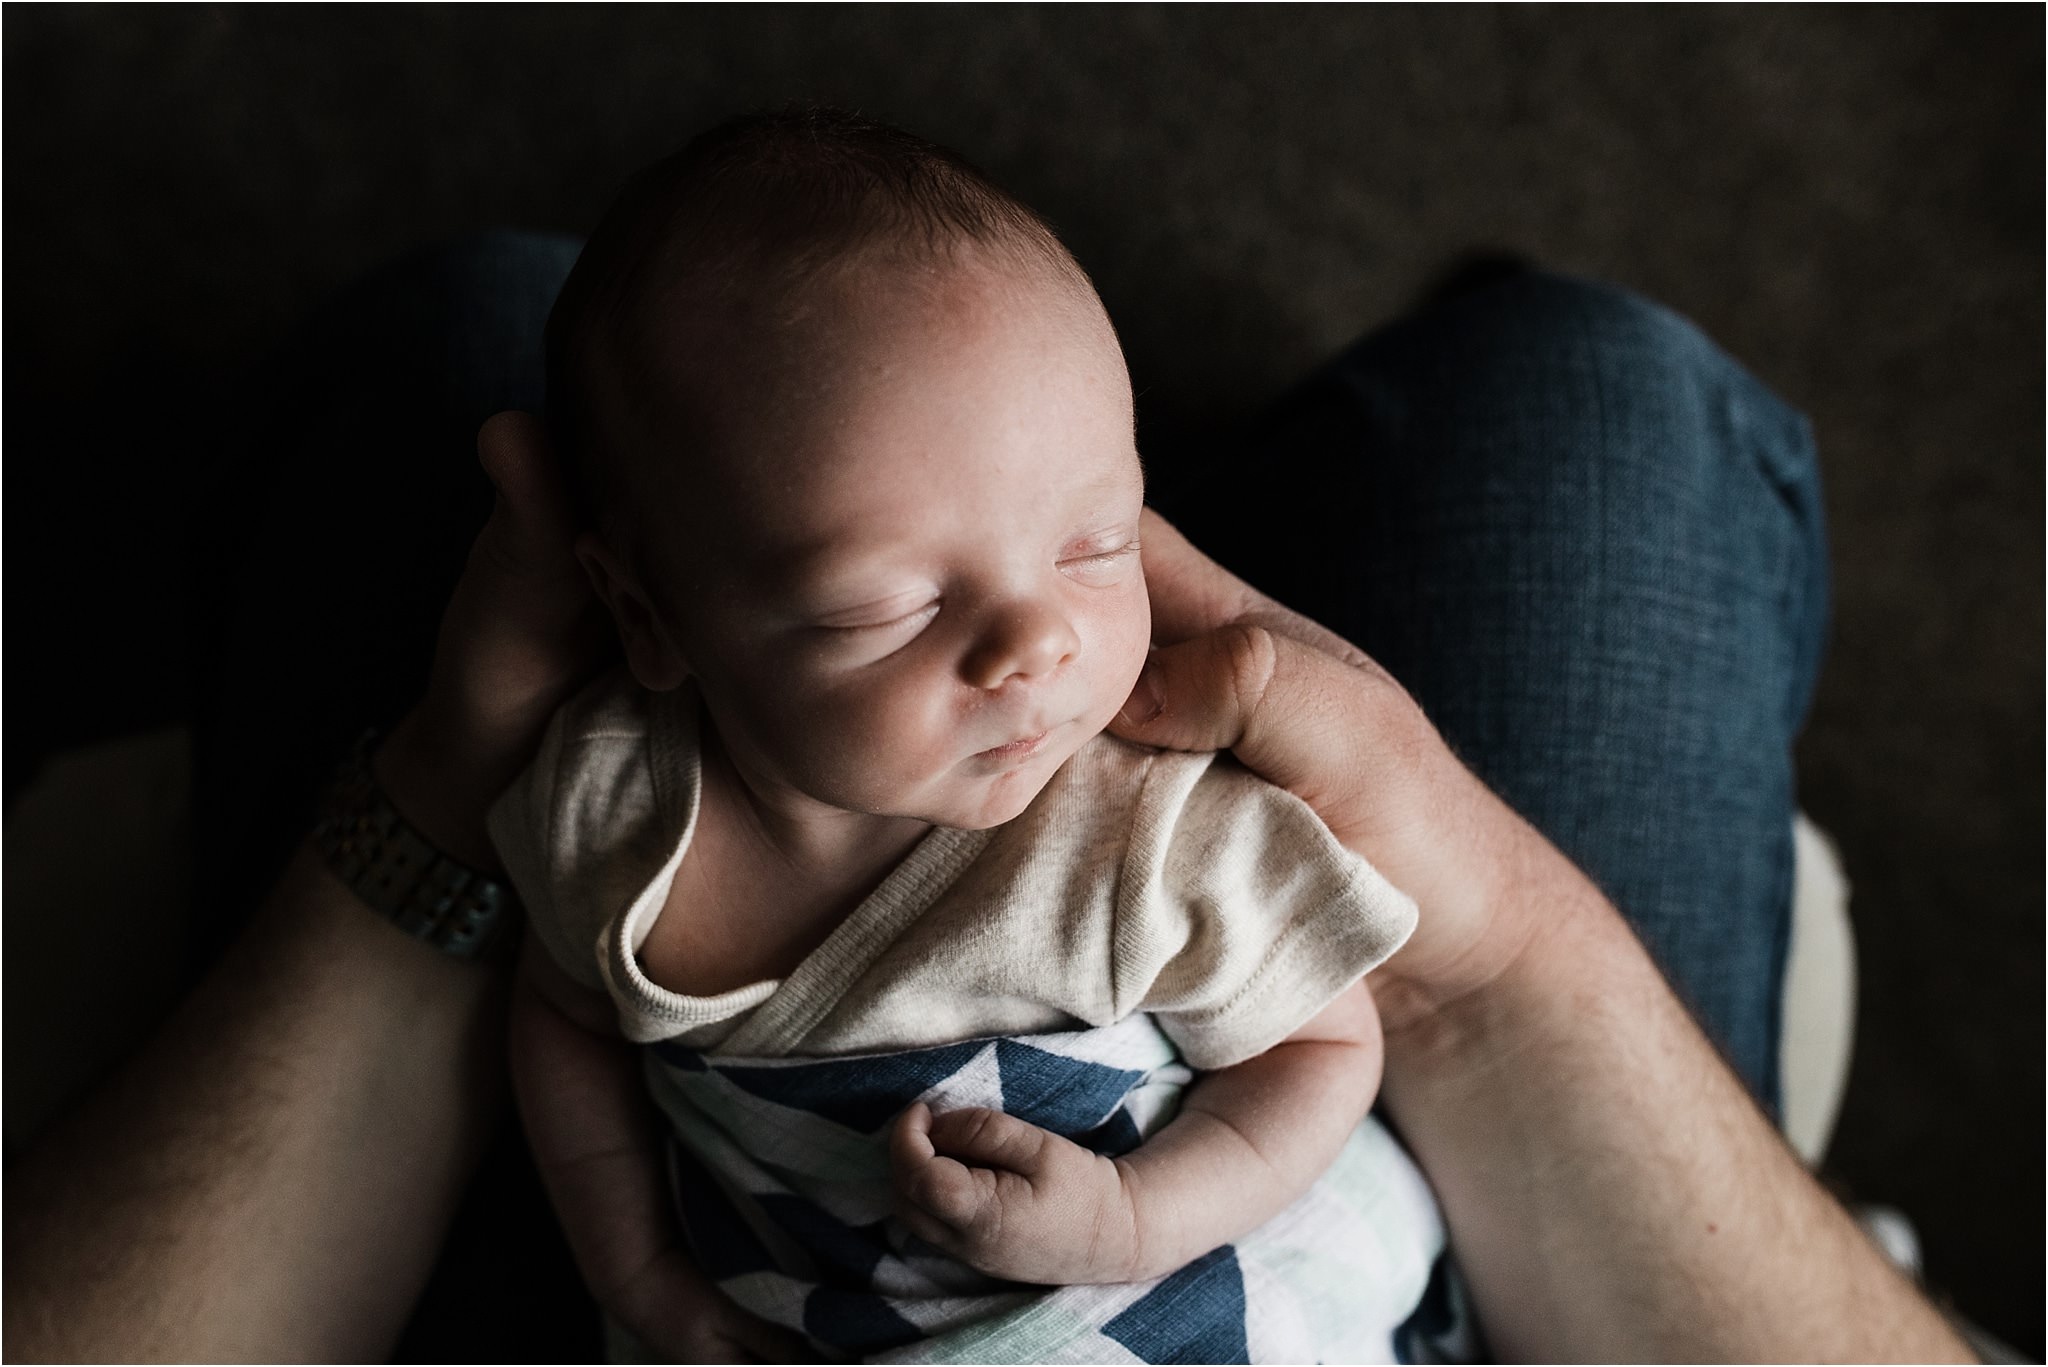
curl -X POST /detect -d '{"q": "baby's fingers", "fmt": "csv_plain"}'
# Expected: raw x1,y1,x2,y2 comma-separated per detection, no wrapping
889,1100,939,1169
889,1103,992,1237
924,1106,1058,1175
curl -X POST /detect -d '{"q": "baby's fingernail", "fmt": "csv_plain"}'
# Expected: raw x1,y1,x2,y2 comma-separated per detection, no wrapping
1118,655,1164,727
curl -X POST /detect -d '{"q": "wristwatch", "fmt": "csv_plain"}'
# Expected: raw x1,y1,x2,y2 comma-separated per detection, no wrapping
312,731,517,961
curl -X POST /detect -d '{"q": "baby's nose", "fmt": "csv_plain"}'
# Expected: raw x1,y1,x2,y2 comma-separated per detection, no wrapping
962,600,1080,690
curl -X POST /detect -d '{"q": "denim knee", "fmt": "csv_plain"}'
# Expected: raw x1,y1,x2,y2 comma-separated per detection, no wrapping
1388,269,1822,510
1333,269,1832,740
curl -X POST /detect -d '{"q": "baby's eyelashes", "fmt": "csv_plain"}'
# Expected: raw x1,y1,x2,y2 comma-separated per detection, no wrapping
818,599,943,634
1058,540,1142,584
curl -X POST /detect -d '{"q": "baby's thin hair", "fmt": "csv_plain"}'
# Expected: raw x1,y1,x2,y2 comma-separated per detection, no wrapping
545,104,1086,532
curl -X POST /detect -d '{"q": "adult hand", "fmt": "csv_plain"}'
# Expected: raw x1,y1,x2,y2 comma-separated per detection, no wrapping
374,411,615,870
1106,508,1568,1033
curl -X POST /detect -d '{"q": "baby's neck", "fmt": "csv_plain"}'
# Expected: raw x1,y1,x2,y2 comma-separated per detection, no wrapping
699,721,931,898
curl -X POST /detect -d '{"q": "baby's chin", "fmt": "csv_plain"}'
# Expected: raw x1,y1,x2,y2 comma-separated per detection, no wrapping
932,780,1055,832
905,733,1094,831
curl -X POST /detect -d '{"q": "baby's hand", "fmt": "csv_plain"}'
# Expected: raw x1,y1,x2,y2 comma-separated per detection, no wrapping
889,1102,1142,1285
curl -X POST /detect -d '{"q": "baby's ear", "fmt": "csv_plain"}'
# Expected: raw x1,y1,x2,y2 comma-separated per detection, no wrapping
573,532,691,692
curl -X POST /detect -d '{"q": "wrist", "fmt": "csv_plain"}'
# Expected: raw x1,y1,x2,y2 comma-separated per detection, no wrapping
1104,1156,1171,1283
1377,852,1628,1096
1366,763,1603,1039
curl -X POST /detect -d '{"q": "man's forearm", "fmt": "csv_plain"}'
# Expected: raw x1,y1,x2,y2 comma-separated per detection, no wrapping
3,844,506,1362
1378,847,1970,1363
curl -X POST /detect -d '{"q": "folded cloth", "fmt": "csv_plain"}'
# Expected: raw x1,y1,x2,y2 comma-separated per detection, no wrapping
643,1012,1463,1364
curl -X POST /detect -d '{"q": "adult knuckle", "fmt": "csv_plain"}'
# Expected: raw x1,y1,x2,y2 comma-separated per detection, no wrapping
1217,623,1280,717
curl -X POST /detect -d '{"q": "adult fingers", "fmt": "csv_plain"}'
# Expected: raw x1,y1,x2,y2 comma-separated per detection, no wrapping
466,411,588,600
473,410,594,595
428,412,612,729
378,413,613,865
619,1251,820,1364
1136,507,1261,646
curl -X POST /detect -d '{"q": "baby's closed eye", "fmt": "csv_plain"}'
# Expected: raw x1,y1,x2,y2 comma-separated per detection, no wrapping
818,599,943,634
1059,539,1142,585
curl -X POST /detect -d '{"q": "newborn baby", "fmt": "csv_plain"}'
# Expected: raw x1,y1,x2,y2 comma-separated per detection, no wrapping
492,107,1445,1363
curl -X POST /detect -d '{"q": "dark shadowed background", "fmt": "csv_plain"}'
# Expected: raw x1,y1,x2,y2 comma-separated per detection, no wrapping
4,3,2041,1357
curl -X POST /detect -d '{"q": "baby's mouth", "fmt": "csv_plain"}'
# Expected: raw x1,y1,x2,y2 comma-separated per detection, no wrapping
975,727,1055,763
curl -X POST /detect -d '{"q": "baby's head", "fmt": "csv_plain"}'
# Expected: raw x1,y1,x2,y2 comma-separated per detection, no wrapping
546,108,1150,831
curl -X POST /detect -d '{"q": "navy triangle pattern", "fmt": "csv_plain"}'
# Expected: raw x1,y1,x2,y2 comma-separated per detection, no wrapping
1102,1245,1250,1364
1072,1106,1145,1158
994,1038,1147,1137
641,1016,1450,1361
713,1041,990,1134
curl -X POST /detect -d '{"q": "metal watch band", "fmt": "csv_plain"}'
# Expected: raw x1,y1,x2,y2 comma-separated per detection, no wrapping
312,731,517,961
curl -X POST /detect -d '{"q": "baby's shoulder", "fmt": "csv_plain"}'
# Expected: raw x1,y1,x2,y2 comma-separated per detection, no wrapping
505,668,694,879
995,733,1265,882
551,666,669,748
1045,732,1288,833
532,670,698,804
1050,730,1207,796
487,670,692,999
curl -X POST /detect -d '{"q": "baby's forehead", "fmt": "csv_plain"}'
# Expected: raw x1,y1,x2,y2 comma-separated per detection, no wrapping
606,246,1131,586
659,241,1091,369
631,250,1112,454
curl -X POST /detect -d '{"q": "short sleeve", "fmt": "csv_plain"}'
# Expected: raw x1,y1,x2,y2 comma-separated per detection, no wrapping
1112,755,1417,1070
485,669,671,997
485,703,606,993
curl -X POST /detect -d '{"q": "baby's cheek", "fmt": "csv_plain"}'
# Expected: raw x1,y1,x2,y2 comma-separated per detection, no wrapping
798,689,955,804
1091,586,1155,710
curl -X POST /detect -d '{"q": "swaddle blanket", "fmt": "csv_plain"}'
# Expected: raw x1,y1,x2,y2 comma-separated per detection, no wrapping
644,1012,1469,1364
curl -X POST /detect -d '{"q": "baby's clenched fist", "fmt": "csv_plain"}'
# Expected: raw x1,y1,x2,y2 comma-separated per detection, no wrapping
888,1102,1147,1285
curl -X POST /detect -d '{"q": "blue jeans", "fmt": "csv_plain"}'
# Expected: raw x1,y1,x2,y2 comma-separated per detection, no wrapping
192,235,1825,1354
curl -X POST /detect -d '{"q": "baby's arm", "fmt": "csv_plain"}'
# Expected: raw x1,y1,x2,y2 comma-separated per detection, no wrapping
509,937,808,1362
889,978,1384,1285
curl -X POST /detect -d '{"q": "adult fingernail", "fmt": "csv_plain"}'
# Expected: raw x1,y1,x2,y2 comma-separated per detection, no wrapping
1118,655,1164,727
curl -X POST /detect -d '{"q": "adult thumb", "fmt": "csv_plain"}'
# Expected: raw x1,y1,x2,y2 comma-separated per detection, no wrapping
476,410,578,558
1112,624,1277,754
1109,622,1425,840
